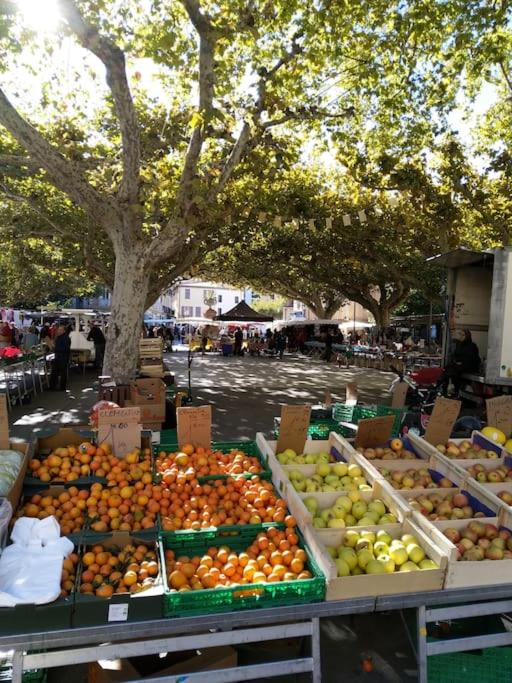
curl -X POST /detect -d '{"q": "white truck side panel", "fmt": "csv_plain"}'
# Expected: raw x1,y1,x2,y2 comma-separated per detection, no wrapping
487,248,512,383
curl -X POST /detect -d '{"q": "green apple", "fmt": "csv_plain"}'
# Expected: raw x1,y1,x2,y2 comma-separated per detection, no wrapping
335,558,351,577
338,547,357,570
277,453,288,464
293,480,306,492
401,534,419,546
399,561,419,572
390,546,408,566
352,501,368,520
325,545,337,558
312,475,323,484
348,463,362,478
360,530,376,543
356,538,373,554
351,565,364,575
373,541,389,555
419,559,438,570
368,500,386,517
303,497,318,514
348,490,361,503
335,496,352,513
364,510,380,524
313,517,326,528
357,548,374,569
322,484,336,492
317,452,330,463
353,476,368,487
305,481,320,493
377,530,392,545
332,462,348,477
406,544,425,564
328,518,346,529
284,448,297,459
316,463,331,478
376,554,395,573
358,516,377,527
324,475,340,486
321,510,332,522
289,470,305,481
295,455,306,464
305,454,317,465
359,484,372,491
345,514,357,527
380,513,398,524
365,559,387,574
331,505,346,520
341,476,353,487
343,530,360,547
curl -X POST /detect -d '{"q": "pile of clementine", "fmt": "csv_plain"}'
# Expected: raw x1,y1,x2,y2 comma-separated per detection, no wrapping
79,542,159,597
160,475,287,532
86,481,163,532
156,443,263,482
60,551,79,597
18,487,90,535
165,521,311,592
28,442,151,485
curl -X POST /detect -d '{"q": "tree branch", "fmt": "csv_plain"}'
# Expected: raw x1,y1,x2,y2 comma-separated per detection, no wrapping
58,0,140,205
0,89,121,239
0,182,70,237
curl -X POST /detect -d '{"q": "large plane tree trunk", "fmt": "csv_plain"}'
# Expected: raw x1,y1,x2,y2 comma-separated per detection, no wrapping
103,245,150,384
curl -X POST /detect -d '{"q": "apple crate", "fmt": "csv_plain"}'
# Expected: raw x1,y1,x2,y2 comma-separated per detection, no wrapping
414,515,512,588
373,454,464,493
352,434,432,471
303,519,447,600
399,481,499,522
408,431,503,469
474,481,512,511
256,431,367,502
291,479,410,531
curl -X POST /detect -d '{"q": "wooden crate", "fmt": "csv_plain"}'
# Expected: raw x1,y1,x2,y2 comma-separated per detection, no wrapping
415,514,512,588
291,479,411,530
303,518,447,600
399,479,500,520
409,431,504,469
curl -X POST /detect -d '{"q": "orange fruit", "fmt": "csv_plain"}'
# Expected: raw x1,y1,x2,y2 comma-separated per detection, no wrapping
169,570,187,589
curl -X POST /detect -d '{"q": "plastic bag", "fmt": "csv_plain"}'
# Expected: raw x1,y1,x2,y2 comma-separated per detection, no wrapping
0,498,12,553
0,450,22,496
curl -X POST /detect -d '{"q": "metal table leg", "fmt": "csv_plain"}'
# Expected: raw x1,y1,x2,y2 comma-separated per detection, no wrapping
11,649,23,683
416,605,428,683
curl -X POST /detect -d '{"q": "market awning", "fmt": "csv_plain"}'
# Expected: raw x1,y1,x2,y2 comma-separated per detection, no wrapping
427,248,494,269
215,301,273,322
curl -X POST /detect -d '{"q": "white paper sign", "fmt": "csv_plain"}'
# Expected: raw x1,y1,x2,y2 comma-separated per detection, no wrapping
108,603,129,622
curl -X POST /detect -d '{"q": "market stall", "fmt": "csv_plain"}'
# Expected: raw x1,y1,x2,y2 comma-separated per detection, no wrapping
2,402,512,682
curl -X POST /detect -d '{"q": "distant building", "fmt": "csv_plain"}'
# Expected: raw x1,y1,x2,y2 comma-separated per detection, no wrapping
283,299,372,324
154,279,248,321
71,287,112,311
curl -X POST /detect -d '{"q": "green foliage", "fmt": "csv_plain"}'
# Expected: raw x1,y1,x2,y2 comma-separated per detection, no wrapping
251,295,286,318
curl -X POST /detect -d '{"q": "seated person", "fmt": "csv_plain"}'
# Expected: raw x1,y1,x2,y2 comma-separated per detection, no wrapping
438,329,480,396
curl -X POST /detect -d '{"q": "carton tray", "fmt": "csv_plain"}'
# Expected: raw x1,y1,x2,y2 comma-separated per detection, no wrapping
413,514,512,588
303,518,447,600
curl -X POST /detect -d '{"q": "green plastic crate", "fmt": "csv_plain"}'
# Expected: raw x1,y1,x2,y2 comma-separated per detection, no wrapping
273,417,352,440
332,403,405,437
154,441,271,483
428,647,512,682
159,428,177,444
161,528,325,617
160,521,285,549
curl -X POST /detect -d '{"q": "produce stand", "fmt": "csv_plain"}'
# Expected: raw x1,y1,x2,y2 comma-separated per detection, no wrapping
3,585,512,683
4,428,512,682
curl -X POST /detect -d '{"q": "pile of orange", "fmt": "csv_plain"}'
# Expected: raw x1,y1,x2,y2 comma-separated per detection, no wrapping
79,542,159,597
160,475,287,532
156,444,262,481
18,487,90,535
28,442,152,485
165,522,311,591
86,481,163,533
60,552,79,597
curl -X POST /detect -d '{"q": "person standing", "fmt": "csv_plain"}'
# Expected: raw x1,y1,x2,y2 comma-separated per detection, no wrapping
234,327,244,356
50,325,71,391
438,329,480,397
87,322,106,371
276,331,287,360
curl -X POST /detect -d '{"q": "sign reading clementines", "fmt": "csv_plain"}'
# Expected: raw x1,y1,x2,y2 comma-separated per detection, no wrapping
98,406,142,458
177,405,212,449
0,394,8,449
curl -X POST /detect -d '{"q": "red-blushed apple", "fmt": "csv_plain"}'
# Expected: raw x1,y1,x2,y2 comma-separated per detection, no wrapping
462,505,474,517
444,528,461,544
457,537,474,551
485,545,504,560
439,477,454,488
499,529,512,541
468,521,486,538
461,529,478,543
477,538,491,549
503,550,512,559
484,524,499,539
491,537,506,550
507,537,512,552
453,493,469,508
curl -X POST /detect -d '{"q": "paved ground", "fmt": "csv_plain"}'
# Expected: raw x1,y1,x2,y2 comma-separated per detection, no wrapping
9,349,393,441
7,351,418,682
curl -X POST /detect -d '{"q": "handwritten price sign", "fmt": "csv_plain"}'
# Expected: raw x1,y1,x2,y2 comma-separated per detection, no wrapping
486,396,512,437
177,406,212,449
424,397,461,445
355,415,394,449
98,406,141,458
276,404,311,455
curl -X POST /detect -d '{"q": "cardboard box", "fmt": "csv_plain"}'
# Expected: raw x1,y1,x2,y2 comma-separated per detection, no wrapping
88,646,237,683
5,439,31,509
129,379,166,424
73,532,163,627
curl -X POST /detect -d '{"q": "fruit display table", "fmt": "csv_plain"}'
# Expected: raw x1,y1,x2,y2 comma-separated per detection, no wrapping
2,584,512,683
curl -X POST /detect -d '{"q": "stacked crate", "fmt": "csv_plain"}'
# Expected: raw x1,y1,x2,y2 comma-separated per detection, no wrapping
139,338,164,378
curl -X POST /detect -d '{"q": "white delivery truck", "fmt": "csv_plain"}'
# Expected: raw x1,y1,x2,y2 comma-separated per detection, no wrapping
429,247,512,403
